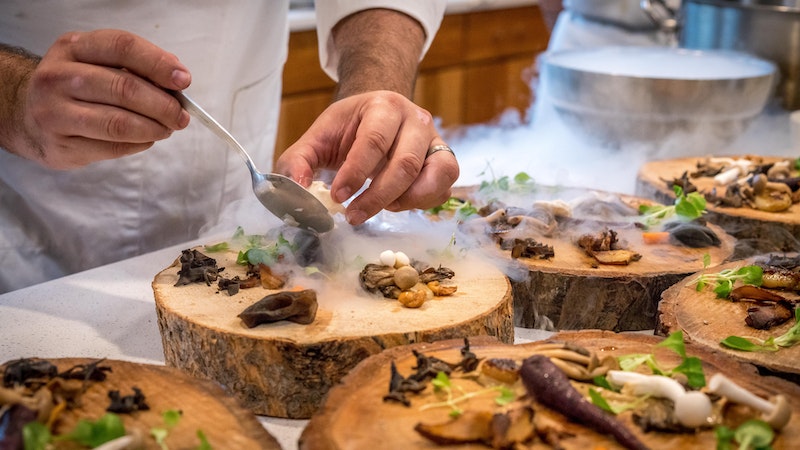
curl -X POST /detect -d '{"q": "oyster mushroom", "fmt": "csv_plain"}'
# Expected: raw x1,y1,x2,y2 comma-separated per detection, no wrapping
708,373,792,430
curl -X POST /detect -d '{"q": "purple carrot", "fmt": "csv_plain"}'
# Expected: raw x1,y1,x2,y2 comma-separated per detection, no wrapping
520,354,649,450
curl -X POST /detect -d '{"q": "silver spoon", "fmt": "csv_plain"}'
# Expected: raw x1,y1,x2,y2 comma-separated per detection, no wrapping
174,91,334,233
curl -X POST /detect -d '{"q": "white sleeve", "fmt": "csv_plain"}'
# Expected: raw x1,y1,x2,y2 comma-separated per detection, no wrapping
314,0,447,81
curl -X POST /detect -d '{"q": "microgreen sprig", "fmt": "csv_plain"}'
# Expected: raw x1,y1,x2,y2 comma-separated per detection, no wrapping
693,265,763,298
638,185,706,230
427,197,479,219
617,331,706,389
716,419,774,450
419,372,516,417
721,308,800,352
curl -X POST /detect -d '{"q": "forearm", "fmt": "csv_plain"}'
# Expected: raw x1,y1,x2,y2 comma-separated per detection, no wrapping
331,8,426,100
0,44,39,154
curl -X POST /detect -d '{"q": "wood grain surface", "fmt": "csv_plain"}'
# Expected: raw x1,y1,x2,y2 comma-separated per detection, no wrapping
153,247,513,419
0,358,279,450
301,331,800,450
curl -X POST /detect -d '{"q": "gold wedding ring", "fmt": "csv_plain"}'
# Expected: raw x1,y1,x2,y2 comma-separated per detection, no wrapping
426,144,455,158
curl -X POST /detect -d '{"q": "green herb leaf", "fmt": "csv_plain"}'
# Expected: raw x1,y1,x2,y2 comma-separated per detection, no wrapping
494,387,516,406
734,419,774,450
715,425,735,450
721,335,760,351
196,429,213,450
774,308,800,348
56,413,126,447
431,371,451,390
203,242,229,252
593,375,614,391
671,356,706,389
22,421,51,450
588,388,615,413
693,265,763,299
656,330,687,358
638,185,706,229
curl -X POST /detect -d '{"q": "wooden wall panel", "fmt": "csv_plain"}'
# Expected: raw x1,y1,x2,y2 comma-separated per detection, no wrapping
274,5,550,164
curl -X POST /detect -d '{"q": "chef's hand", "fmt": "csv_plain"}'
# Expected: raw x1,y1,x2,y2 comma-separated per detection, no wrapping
0,29,191,169
275,90,459,226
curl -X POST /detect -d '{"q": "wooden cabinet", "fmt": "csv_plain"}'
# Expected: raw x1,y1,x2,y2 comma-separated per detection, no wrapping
275,5,550,164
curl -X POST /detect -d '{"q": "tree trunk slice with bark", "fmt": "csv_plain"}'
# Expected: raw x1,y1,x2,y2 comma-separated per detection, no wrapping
152,248,513,419
657,256,800,379
0,358,279,450
300,330,800,450
635,156,800,259
451,186,736,331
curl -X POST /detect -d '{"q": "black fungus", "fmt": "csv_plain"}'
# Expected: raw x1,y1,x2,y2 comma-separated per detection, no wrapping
665,222,721,248
2,358,57,388
107,387,150,414
238,289,318,327
174,249,221,286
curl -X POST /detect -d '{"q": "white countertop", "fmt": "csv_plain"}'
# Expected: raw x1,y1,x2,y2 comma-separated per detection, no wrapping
0,237,553,450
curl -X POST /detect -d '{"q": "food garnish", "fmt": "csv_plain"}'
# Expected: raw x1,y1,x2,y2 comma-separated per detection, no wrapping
715,419,775,450
617,331,705,389
638,185,706,230
693,265,764,298
721,308,800,352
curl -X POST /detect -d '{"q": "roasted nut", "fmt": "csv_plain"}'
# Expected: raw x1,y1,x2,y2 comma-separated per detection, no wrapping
394,266,420,290
427,280,457,296
398,289,426,308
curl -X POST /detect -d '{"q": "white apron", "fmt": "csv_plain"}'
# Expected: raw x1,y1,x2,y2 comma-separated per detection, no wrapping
0,0,444,293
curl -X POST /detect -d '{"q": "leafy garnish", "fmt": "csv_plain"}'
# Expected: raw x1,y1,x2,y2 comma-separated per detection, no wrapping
421,372,517,417
22,421,51,450
151,409,183,450
477,165,536,194
588,388,646,415
427,197,478,219
203,242,229,252
54,413,126,447
721,308,800,352
638,185,706,229
693,265,763,298
618,331,706,388
716,419,774,450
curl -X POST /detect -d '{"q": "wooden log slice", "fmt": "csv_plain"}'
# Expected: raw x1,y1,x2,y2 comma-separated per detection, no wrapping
451,186,736,331
300,331,800,450
657,256,800,378
635,156,800,259
152,248,513,419
0,358,278,449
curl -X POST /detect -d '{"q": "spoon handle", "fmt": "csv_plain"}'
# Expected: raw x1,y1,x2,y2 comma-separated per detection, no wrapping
173,91,259,171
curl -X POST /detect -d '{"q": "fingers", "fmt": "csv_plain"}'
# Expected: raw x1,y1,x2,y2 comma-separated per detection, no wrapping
21,30,191,168
277,91,459,225
64,29,191,91
339,110,432,223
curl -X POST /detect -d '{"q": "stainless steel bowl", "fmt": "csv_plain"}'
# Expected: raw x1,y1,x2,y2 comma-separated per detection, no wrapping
539,46,777,149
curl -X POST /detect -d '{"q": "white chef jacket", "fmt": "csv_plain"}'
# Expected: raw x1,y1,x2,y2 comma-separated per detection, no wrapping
0,0,445,293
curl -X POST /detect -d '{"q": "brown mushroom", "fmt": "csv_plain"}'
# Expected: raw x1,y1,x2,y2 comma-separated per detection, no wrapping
238,289,318,326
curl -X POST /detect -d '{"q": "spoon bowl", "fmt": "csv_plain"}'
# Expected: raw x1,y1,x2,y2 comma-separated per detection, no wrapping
175,91,334,233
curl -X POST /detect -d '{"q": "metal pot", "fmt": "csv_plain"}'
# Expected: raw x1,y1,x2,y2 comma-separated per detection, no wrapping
539,46,776,150
646,0,800,110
